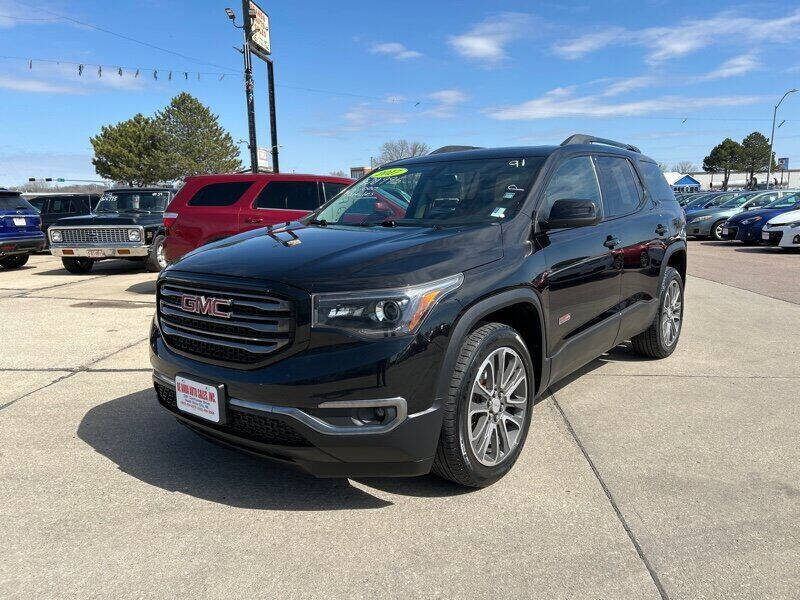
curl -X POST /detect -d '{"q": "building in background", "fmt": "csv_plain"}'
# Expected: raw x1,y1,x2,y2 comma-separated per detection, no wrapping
690,169,800,190
664,172,701,193
350,166,371,179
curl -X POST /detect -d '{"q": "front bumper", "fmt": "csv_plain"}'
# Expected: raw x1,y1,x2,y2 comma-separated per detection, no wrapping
762,226,800,248
50,243,150,258
149,322,446,478
688,218,714,236
722,223,764,242
0,234,46,257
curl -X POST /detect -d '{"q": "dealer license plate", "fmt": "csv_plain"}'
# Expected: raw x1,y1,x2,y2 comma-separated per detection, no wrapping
87,249,105,258
762,231,770,240
13,217,26,226
721,228,728,235
175,375,222,423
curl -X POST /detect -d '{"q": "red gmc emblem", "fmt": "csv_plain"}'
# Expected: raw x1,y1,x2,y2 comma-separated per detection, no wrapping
179,294,232,319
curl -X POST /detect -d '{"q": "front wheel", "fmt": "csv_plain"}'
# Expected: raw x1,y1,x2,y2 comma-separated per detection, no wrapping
710,220,727,241
432,323,534,488
62,257,94,273
145,235,167,272
0,254,29,269
631,266,683,358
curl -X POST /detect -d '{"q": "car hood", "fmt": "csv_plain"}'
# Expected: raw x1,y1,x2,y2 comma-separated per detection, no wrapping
54,212,163,226
688,206,739,220
767,208,800,225
167,221,504,292
727,207,790,224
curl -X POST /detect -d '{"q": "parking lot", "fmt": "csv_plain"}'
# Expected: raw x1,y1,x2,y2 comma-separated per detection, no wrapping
1,243,798,599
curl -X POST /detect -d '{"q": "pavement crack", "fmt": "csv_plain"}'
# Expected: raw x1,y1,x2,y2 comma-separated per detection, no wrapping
550,390,670,600
0,336,149,412
9,275,106,297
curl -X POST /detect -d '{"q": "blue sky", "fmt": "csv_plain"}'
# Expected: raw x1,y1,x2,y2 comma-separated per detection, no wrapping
2,0,800,186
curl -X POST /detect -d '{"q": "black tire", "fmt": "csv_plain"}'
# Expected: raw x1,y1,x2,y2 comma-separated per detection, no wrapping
631,266,683,359
0,254,29,269
432,322,534,488
710,219,726,241
145,235,166,272
61,257,94,273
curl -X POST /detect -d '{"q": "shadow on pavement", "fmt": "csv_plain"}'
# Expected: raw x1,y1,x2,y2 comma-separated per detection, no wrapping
127,280,156,295
548,342,650,396
78,388,395,511
36,260,146,277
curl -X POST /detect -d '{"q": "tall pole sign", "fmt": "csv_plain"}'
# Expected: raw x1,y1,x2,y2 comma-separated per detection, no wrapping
243,1,279,173
240,3,259,173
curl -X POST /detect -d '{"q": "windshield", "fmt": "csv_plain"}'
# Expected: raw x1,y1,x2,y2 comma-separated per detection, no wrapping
95,190,170,213
718,193,753,208
685,194,715,208
765,193,800,209
313,157,544,227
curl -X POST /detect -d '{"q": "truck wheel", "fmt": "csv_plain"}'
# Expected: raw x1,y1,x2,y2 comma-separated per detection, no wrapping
631,266,683,359
432,322,534,488
0,254,29,269
145,235,166,272
62,257,94,273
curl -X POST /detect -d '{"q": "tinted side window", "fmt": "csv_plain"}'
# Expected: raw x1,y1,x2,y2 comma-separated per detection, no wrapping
323,182,347,201
542,156,602,220
49,197,70,213
255,181,319,211
594,156,642,219
187,182,253,206
638,161,674,203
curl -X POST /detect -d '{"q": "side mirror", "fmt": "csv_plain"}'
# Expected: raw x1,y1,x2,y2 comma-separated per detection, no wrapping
541,199,600,229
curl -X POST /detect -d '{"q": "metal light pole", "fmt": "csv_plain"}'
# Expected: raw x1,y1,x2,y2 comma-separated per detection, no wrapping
266,58,279,173
226,7,258,173
766,89,797,189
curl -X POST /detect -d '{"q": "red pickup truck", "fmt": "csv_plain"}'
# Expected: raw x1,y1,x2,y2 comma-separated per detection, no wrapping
163,173,352,263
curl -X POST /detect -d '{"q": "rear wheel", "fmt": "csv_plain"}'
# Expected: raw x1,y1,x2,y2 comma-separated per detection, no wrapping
710,220,726,241
0,254,29,269
631,266,683,359
62,257,94,273
145,235,166,272
432,323,534,488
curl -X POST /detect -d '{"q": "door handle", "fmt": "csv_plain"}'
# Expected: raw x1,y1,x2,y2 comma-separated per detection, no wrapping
245,217,264,224
655,224,667,236
603,236,620,249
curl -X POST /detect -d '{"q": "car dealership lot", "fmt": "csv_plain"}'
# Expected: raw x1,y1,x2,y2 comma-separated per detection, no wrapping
1,246,798,599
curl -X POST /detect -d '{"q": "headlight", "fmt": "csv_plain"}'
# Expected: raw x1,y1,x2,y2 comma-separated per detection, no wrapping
50,230,62,243
691,215,713,223
128,229,141,242
312,274,463,338
741,216,762,225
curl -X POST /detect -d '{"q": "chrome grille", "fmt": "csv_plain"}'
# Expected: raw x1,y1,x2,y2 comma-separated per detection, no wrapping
60,227,130,244
157,278,294,366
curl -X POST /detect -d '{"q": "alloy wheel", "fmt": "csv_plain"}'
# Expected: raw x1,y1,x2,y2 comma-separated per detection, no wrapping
661,279,682,346
467,347,528,467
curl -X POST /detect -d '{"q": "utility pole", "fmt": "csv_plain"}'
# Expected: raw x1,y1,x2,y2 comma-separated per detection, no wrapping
266,58,279,173
227,7,258,173
766,89,797,189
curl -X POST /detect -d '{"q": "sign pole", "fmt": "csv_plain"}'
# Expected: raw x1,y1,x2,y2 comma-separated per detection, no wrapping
241,0,259,173
266,58,279,173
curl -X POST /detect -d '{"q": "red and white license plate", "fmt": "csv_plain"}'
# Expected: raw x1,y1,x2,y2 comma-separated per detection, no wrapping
13,217,26,226
175,375,222,423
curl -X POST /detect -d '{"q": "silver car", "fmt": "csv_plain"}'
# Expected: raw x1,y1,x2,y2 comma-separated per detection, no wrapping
685,191,783,240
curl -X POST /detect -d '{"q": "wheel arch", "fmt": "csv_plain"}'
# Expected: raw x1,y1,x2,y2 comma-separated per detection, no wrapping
662,241,687,287
436,288,548,403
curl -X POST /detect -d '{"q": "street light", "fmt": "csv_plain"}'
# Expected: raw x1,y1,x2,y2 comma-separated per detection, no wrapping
226,7,258,173
224,7,235,20
766,89,797,189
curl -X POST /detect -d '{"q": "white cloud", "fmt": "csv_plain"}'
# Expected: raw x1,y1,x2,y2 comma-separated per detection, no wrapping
0,75,84,94
428,89,468,104
699,54,759,80
448,13,530,64
370,42,422,60
601,76,656,97
486,87,764,120
553,10,800,62
424,89,469,118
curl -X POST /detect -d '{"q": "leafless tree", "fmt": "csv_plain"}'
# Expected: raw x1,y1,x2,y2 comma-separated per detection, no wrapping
328,170,346,177
672,161,698,173
371,140,430,167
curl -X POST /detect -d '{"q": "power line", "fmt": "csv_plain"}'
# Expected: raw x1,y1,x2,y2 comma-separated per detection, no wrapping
11,2,239,73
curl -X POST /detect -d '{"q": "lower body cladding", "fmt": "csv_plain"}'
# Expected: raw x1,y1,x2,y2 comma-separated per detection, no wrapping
50,244,149,259
149,326,446,478
0,235,45,257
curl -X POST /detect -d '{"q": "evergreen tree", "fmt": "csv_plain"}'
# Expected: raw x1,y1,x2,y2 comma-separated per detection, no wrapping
90,114,170,186
740,131,774,183
703,138,744,191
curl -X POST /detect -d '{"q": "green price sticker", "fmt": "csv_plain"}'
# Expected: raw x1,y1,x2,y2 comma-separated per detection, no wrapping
370,167,408,178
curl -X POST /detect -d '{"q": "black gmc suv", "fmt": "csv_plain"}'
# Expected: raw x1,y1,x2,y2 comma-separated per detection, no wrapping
150,135,687,487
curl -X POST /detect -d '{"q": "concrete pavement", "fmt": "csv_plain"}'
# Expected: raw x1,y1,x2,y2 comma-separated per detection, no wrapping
1,249,798,599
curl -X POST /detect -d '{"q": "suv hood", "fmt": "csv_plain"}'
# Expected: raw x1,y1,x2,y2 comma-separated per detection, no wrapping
54,212,163,226
168,222,503,292
768,208,800,225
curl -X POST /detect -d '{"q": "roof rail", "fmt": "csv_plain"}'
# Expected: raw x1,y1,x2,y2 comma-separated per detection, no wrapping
561,134,640,154
428,145,483,155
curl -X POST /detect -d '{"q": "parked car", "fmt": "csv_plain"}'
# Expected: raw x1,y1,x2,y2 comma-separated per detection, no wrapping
26,193,101,240
686,191,775,240
48,187,174,273
721,191,800,243
682,192,729,212
149,134,687,487
761,208,800,249
162,173,353,263
0,190,45,269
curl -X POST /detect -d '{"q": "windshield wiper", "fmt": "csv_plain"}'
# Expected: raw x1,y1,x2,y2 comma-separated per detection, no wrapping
308,218,328,226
